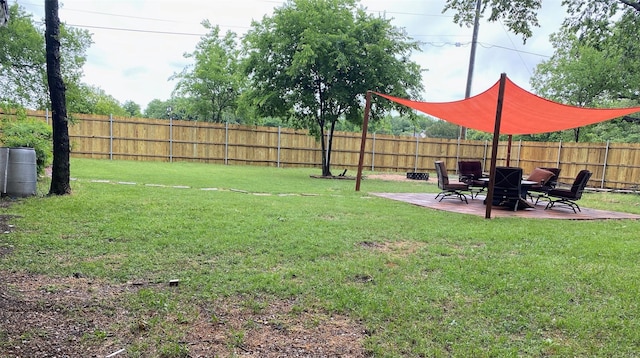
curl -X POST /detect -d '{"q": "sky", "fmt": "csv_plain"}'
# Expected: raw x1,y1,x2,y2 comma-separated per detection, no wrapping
17,0,566,110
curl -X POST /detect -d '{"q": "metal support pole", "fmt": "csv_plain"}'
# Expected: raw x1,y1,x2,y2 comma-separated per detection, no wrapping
414,135,419,172
277,126,281,168
169,117,173,162
602,140,609,189
485,73,508,219
225,121,229,165
556,140,562,167
109,114,113,160
371,133,376,171
455,135,461,173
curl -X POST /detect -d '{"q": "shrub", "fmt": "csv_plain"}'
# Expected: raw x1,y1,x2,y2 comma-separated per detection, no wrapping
0,108,53,175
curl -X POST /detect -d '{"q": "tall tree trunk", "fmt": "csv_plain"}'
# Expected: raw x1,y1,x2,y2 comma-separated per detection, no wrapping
325,119,337,176
45,0,71,195
320,124,331,177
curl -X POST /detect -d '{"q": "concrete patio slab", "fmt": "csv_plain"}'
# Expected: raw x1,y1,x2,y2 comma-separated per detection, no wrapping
371,192,640,220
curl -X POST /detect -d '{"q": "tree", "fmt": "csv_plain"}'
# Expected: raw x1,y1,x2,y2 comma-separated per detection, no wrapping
0,3,91,110
528,6,640,142
123,100,142,117
171,21,243,122
444,0,542,42
0,4,46,107
144,97,197,120
443,0,640,43
602,10,640,102
531,29,621,141
244,0,423,176
67,83,128,116
45,0,71,195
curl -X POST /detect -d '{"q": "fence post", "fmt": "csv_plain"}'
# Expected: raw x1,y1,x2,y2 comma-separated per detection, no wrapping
169,117,173,162
371,132,376,171
602,140,610,189
414,135,419,172
225,121,229,165
109,114,113,160
277,126,281,168
46,108,49,125
516,139,522,167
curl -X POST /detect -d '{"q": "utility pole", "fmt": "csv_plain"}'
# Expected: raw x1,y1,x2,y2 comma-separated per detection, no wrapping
460,0,482,140
0,0,9,26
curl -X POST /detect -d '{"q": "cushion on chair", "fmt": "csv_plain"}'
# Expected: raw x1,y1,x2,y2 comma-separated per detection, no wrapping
527,168,555,185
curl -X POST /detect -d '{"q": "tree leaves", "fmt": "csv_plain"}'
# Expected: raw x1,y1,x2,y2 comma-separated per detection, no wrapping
243,0,423,175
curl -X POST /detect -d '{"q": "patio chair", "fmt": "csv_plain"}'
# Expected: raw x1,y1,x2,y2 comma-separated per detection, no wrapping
540,167,561,188
492,166,524,211
435,161,470,204
545,169,592,213
458,160,487,198
526,167,559,204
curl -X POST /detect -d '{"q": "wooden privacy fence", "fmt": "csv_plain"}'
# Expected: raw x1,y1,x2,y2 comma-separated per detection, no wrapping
7,110,640,190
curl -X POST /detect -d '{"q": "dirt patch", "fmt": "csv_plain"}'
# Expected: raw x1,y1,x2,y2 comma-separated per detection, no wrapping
0,272,134,357
359,240,427,258
0,270,368,357
188,297,366,357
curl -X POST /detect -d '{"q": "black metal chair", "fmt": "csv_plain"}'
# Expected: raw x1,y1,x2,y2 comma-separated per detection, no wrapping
493,166,524,211
545,170,592,213
435,161,470,204
458,160,487,198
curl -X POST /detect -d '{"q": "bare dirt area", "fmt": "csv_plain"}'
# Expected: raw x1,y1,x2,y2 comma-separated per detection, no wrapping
0,210,368,357
0,269,368,357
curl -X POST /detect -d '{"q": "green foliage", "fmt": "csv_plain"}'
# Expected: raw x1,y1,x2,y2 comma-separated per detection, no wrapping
443,0,542,43
144,99,172,119
531,29,621,108
443,1,639,45
144,98,198,121
0,4,46,107
0,3,92,110
0,107,52,174
243,0,423,175
530,11,640,143
171,21,244,123
67,83,128,116
122,100,142,117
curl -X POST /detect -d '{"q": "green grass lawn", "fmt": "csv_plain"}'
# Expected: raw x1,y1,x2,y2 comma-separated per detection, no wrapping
2,158,640,356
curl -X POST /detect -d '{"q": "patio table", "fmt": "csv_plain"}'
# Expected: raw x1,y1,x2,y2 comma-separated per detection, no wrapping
479,178,538,209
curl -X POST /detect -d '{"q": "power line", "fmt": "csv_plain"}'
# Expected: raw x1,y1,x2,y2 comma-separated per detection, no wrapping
47,23,209,37
419,41,550,58
477,42,550,58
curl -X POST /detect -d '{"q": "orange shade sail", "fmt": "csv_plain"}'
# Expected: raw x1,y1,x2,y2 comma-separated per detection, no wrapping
375,76,640,135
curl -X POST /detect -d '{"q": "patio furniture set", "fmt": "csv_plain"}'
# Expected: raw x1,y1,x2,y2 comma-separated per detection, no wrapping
434,160,593,213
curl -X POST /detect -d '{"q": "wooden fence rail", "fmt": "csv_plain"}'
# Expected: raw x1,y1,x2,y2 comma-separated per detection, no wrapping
5,110,640,190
